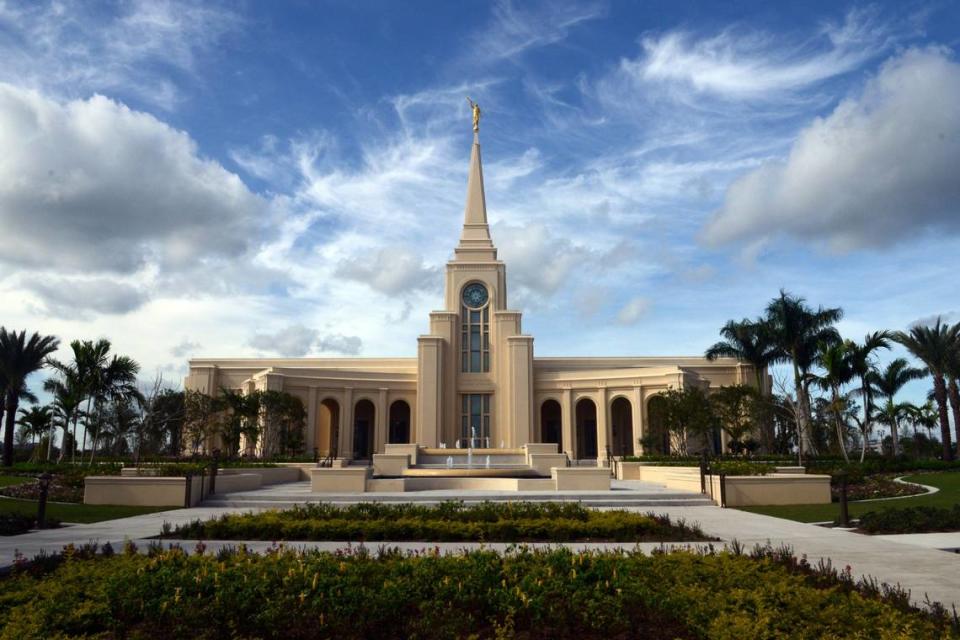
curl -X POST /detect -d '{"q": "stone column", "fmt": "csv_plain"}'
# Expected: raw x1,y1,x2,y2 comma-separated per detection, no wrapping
305,388,317,454
376,388,388,454
631,386,644,456
416,336,444,447
561,388,574,461
596,388,609,467
340,387,354,461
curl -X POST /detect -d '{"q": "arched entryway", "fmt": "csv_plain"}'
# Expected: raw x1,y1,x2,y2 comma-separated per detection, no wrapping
646,395,670,455
610,397,633,456
317,399,340,458
540,399,562,448
575,398,598,460
353,399,375,459
388,400,411,444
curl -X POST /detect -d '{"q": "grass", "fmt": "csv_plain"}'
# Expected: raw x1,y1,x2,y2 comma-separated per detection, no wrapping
738,471,960,523
0,496,170,524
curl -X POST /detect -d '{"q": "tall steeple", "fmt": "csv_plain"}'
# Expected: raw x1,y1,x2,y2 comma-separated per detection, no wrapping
454,129,498,262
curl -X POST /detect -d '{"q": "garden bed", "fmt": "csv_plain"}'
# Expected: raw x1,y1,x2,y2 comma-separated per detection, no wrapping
166,502,713,543
837,474,927,502
858,505,960,534
1,542,955,639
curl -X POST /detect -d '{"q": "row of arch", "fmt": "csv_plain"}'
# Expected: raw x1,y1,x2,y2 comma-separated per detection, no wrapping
539,395,671,459
316,398,411,460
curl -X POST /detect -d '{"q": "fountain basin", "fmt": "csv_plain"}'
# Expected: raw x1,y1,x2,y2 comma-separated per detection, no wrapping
396,467,544,478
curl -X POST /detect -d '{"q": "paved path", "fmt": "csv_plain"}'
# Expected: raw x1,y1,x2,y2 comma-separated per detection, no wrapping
3,484,960,607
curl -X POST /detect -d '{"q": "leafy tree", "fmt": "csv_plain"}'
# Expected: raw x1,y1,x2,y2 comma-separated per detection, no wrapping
183,390,220,455
764,290,842,458
258,390,306,457
709,385,757,452
218,387,261,457
653,387,716,456
0,328,60,467
893,318,959,460
868,358,926,457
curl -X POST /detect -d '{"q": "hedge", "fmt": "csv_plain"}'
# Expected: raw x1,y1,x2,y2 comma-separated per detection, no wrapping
0,543,955,639
859,505,960,534
168,502,712,543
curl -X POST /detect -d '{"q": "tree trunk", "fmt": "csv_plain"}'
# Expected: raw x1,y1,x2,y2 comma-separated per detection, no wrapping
933,375,954,461
891,416,900,457
832,385,849,463
2,391,18,468
792,359,813,456
948,377,960,454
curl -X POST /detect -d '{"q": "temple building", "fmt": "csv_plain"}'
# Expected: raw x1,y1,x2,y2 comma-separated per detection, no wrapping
185,124,763,464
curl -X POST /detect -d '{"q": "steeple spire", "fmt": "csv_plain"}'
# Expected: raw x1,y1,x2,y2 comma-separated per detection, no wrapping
454,128,497,262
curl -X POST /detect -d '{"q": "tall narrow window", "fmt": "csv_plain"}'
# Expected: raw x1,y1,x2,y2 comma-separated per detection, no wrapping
460,283,490,372
460,393,491,444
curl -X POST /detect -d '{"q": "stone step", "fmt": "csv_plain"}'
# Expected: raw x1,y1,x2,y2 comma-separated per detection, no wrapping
201,493,715,508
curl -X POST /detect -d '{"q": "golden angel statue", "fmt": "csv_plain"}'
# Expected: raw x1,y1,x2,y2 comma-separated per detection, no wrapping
466,97,481,132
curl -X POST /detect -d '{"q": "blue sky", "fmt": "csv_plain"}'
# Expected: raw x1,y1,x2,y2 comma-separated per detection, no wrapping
1,0,959,413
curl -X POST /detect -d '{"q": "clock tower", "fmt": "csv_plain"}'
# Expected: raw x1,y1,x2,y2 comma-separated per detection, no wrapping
415,128,535,448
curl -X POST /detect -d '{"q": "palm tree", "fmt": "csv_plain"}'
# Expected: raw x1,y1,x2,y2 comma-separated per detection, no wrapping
868,358,926,457
0,328,60,467
809,340,854,462
705,318,780,393
909,400,940,443
88,354,141,463
49,339,112,462
944,324,960,451
875,400,915,456
764,290,843,458
44,367,84,462
17,405,53,446
846,332,891,461
893,318,959,460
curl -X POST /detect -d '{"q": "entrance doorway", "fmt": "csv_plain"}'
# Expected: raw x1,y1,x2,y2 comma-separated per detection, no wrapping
317,399,340,458
353,399,375,459
610,397,633,456
540,399,562,448
388,400,411,444
575,398,598,460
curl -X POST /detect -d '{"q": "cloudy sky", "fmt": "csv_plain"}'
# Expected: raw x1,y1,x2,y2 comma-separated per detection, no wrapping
1,0,959,407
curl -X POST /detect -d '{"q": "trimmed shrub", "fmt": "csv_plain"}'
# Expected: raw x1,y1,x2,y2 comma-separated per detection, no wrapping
859,505,960,534
168,501,712,543
0,544,954,639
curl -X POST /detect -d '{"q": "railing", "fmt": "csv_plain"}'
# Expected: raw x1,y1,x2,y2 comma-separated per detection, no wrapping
699,453,727,507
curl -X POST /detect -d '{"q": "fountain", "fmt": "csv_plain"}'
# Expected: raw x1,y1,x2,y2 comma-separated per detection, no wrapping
467,448,473,469
485,455,491,469
446,456,453,469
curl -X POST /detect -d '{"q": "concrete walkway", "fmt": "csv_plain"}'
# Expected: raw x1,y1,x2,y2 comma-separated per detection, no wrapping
2,485,960,607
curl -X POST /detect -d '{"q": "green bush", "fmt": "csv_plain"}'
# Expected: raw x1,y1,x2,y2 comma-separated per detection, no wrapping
710,461,774,476
859,505,960,534
0,544,954,639
168,501,711,543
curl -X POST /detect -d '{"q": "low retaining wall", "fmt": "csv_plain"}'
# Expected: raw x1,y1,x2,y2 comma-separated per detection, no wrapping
617,462,830,506
84,476,207,507
311,466,610,493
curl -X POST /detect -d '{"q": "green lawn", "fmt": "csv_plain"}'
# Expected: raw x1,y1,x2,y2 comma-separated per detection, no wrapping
738,471,960,523
0,496,171,524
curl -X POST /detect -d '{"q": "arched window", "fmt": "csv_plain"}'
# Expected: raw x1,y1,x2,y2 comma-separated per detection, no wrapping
460,282,490,372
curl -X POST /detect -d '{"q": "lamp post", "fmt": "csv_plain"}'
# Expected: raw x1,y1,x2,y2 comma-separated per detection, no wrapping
36,473,52,529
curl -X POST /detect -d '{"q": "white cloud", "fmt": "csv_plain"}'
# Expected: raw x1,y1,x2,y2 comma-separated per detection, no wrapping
248,325,363,357
21,275,149,317
170,339,202,358
0,85,269,273
616,297,651,325
702,48,960,251
335,247,441,295
622,9,892,99
249,325,319,357
316,334,363,355
471,0,604,61
0,0,241,109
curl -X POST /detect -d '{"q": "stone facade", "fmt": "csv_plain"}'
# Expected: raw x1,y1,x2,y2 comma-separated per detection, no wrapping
185,131,766,463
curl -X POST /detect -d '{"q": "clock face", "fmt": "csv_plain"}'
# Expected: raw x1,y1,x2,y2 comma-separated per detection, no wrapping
462,283,489,308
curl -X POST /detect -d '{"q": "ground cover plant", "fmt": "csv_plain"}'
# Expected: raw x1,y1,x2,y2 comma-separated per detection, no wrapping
739,471,960,523
1,542,956,639
168,501,713,543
